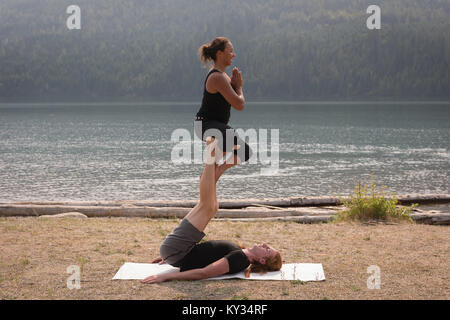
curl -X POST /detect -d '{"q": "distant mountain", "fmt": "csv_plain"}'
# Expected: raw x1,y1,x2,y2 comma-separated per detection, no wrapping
0,0,449,102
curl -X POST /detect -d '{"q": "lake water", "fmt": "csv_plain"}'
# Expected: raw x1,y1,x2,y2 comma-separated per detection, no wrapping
0,101,449,202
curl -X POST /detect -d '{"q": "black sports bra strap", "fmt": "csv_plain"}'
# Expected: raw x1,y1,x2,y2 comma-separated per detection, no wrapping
204,69,221,87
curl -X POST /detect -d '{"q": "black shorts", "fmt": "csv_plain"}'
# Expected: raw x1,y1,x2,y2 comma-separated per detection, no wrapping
160,218,206,267
194,117,252,162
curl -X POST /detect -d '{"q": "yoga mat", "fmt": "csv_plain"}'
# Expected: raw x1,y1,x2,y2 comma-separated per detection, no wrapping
112,262,325,281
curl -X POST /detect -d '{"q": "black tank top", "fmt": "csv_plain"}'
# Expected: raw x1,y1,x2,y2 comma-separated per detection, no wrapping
178,240,250,274
196,69,231,124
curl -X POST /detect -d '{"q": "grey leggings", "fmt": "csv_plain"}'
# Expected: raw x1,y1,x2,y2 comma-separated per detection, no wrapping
159,218,206,267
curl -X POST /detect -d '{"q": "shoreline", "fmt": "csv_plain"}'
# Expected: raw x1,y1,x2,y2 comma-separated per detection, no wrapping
2,193,450,207
1,194,449,225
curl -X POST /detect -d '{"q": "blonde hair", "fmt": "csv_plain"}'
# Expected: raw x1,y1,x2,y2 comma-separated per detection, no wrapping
238,243,283,278
197,37,230,67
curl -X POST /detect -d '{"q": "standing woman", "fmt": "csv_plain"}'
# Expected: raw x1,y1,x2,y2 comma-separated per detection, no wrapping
195,37,253,181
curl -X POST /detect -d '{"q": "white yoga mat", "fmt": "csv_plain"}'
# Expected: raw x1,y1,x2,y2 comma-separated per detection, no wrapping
112,262,325,281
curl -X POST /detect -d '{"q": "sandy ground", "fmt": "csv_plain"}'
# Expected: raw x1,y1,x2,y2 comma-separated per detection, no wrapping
0,217,448,300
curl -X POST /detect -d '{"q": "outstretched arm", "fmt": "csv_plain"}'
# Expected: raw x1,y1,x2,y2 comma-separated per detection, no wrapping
141,257,230,284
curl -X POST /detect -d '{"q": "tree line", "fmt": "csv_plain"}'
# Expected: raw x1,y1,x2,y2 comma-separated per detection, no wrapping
0,0,449,102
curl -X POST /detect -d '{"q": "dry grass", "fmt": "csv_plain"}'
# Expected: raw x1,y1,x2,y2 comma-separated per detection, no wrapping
0,217,448,300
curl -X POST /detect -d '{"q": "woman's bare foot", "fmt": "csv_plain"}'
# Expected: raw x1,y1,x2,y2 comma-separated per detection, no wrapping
214,146,242,182
205,137,222,165
201,141,242,182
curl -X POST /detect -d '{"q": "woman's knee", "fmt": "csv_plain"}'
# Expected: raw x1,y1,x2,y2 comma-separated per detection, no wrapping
159,243,170,261
198,201,217,217
234,142,252,162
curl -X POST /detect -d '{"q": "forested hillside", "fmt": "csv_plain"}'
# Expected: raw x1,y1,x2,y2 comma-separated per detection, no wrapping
0,0,449,102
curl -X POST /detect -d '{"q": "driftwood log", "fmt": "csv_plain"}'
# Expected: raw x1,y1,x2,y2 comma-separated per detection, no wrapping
1,194,449,225
0,205,339,219
4,194,450,209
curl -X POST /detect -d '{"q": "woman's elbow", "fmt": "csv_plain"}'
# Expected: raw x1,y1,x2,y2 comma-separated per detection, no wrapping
233,100,245,111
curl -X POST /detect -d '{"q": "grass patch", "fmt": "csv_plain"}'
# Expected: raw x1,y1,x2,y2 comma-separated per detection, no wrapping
158,230,166,236
20,258,30,267
77,257,87,272
333,174,418,223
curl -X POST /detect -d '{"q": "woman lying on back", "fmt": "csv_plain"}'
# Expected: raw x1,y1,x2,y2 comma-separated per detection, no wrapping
141,139,282,284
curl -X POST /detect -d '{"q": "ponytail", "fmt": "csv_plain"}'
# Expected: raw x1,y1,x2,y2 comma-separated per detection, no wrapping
197,36,230,67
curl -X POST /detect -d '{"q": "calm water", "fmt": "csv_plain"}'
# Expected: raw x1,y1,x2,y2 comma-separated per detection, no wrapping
0,102,449,202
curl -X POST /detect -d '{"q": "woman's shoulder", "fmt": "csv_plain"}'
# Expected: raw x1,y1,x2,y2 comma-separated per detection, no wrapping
205,70,230,92
206,69,225,80
205,70,222,93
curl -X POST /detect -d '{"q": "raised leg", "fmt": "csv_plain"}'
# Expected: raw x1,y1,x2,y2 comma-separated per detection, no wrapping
214,154,241,182
184,138,220,232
